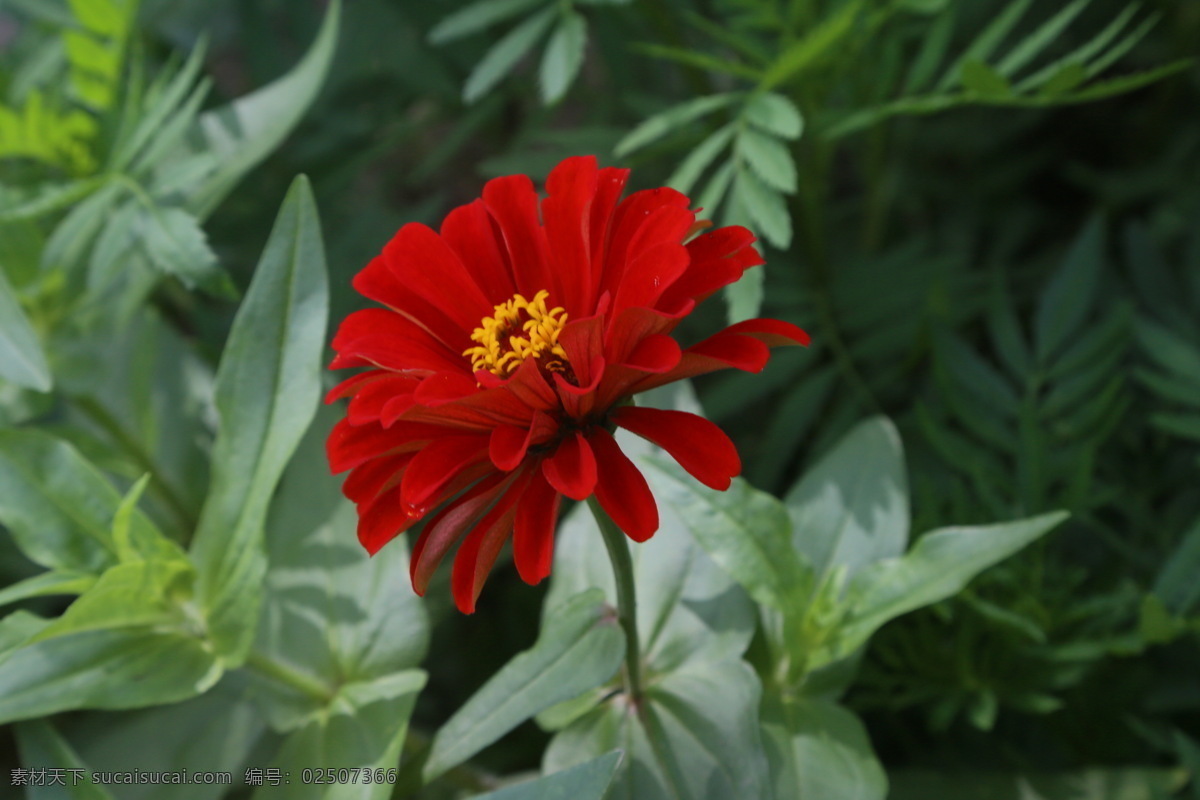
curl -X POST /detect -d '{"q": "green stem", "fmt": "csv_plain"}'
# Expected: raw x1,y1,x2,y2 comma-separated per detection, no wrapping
587,498,644,706
244,651,332,704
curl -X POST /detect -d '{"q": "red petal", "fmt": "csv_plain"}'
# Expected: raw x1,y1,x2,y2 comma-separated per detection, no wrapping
612,407,740,491
399,435,490,513
543,156,599,315
625,334,681,373
440,199,517,304
513,470,561,585
381,223,492,334
327,418,448,474
331,308,467,375
490,422,533,471
589,429,658,542
410,472,509,595
342,452,412,504
348,374,421,426
325,370,384,403
558,314,605,389
483,174,554,299
630,318,810,395
451,472,529,613
356,487,422,555
541,431,597,500
352,256,468,351
610,241,689,321
588,166,630,284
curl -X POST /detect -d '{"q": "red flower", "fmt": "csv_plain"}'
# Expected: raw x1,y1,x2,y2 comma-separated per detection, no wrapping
326,155,808,613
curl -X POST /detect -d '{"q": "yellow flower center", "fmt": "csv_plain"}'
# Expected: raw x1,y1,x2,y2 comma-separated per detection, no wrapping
463,290,569,377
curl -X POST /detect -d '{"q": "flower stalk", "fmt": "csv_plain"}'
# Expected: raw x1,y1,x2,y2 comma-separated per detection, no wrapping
588,497,644,706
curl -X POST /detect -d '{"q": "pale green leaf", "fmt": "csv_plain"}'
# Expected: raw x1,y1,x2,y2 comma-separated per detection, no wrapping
647,460,805,611
464,7,557,103
15,719,115,800
472,752,623,800
835,511,1069,658
744,92,804,139
666,124,735,196
544,659,770,800
736,126,797,193
0,266,51,391
186,1,340,218
784,417,909,584
725,265,764,324
0,570,96,608
540,11,587,104
615,94,739,158
424,589,625,783
995,0,1092,77
189,176,329,666
138,205,223,290
429,0,543,44
761,696,886,800
733,167,790,248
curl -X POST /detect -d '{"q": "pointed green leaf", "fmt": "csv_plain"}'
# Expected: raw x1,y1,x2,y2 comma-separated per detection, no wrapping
744,92,804,139
835,511,1069,658
0,266,51,391
1035,218,1104,362
186,1,340,218
995,0,1092,77
0,570,96,608
189,176,329,666
15,719,115,800
762,696,886,800
736,126,797,193
733,167,790,248
960,59,1012,96
540,11,587,104
429,0,543,44
784,417,909,585
473,752,623,799
667,124,735,196
423,589,625,783
464,7,557,103
615,94,739,157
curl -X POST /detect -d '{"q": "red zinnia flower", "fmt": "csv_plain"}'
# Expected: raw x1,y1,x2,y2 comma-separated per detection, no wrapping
326,155,809,613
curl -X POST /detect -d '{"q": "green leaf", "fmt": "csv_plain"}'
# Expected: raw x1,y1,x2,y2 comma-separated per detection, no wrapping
666,124,735,196
429,0,544,44
138,205,223,291
253,671,426,800
995,0,1092,77
0,430,177,574
32,558,194,642
41,182,122,272
0,570,96,608
15,719,116,800
70,675,268,800
472,752,623,800
189,176,329,667
936,0,1033,90
835,512,1069,659
736,126,797,193
725,265,764,324
0,266,51,391
464,7,557,103
544,392,756,674
1154,515,1200,616
545,659,770,800
784,417,909,584
761,696,886,800
423,589,625,783
632,44,764,82
760,0,863,91
0,626,222,724
733,167,790,248
540,10,587,104
615,94,739,158
251,406,429,730
1035,218,1104,362
647,460,805,611
1034,61,1087,95
960,59,1012,96
888,767,1179,800
185,1,340,218
744,92,804,139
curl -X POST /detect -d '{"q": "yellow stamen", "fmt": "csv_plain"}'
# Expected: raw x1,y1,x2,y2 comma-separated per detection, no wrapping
464,290,569,377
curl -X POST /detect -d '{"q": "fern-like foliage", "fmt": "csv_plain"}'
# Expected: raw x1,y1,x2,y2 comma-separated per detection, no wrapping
0,92,96,174
827,0,1193,137
429,0,628,104
0,0,136,173
913,220,1130,523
